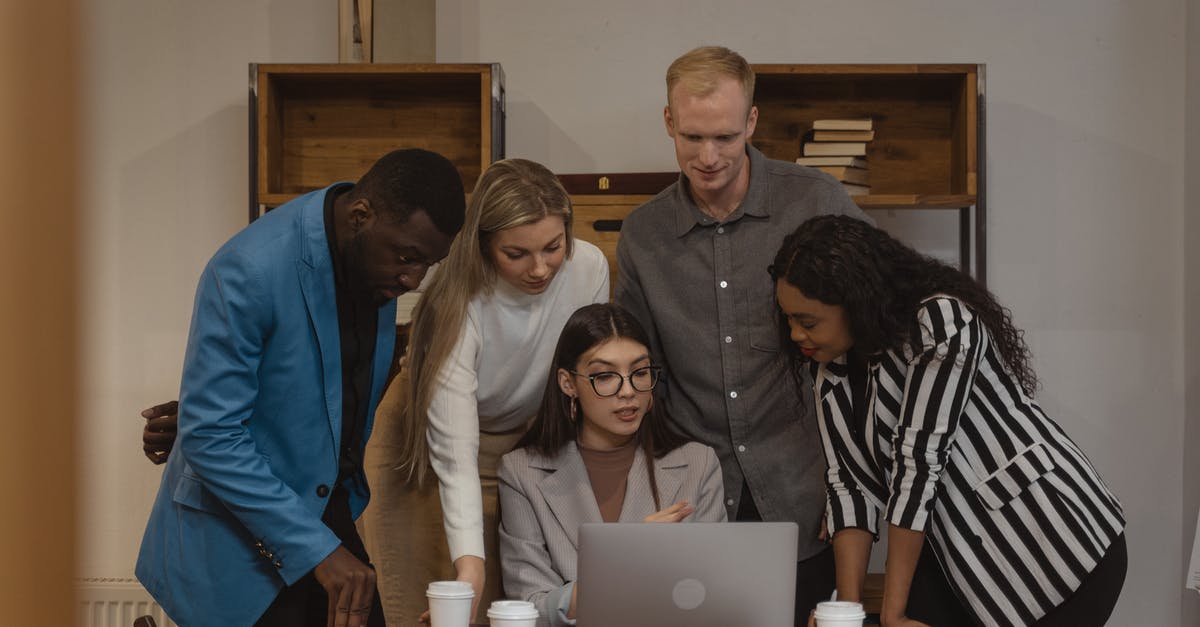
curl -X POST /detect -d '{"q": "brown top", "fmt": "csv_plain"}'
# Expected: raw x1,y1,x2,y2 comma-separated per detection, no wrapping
577,438,639,522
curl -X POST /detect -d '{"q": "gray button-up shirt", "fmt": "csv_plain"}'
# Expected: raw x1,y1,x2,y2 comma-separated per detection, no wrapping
614,145,868,560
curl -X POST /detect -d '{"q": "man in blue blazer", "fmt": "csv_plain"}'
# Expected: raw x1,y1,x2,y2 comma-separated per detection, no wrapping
136,149,465,627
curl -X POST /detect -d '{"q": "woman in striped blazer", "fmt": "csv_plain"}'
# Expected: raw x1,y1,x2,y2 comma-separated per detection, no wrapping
772,216,1126,627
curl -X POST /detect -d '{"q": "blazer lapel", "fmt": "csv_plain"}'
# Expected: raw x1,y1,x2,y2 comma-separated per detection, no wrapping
536,442,602,549
619,447,686,522
295,188,343,456
817,355,889,508
363,300,396,444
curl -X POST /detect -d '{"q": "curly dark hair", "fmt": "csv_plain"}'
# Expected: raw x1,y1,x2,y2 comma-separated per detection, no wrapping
769,215,1038,395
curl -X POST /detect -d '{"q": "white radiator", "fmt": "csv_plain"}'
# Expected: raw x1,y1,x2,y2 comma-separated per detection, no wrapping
75,579,176,627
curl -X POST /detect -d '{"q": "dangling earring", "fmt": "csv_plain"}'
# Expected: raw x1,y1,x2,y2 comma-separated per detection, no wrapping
568,396,578,423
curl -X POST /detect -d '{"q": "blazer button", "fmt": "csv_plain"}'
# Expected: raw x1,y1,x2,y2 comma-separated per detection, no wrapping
316,484,330,498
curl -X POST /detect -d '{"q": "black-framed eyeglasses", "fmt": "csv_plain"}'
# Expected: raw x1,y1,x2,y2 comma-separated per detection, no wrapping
569,366,662,397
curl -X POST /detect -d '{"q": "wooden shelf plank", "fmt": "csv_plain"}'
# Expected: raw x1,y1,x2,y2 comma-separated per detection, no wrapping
259,193,298,209
855,194,976,210
262,192,977,213
753,63,979,76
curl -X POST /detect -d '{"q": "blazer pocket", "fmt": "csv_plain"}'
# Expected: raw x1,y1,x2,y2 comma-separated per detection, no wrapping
173,471,229,515
973,442,1056,510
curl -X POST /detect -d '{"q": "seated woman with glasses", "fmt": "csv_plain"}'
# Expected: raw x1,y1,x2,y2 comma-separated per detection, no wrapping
498,303,726,627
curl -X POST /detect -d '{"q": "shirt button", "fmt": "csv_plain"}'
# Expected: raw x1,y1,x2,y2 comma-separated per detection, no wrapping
738,445,747,453
729,391,738,399
719,280,728,289
726,498,735,506
717,227,725,234
316,484,330,498
724,336,732,344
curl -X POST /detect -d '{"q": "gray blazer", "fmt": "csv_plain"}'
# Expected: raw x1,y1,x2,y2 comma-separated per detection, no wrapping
498,441,726,627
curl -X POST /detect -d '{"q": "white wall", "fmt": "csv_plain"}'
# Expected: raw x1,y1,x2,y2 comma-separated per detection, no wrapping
1183,0,1200,621
78,0,338,578
81,1,1192,624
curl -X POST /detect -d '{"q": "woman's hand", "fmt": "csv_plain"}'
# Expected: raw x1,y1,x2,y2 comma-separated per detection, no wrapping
454,555,486,619
642,501,694,523
418,556,486,624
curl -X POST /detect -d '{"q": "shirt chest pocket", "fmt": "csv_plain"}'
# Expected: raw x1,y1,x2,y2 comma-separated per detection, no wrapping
738,278,781,353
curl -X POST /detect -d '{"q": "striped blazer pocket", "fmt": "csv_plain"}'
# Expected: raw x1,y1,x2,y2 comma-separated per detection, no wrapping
972,442,1056,510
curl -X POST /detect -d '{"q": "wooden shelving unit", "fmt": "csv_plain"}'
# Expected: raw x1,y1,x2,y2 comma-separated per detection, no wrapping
248,63,505,220
563,64,986,286
752,63,985,281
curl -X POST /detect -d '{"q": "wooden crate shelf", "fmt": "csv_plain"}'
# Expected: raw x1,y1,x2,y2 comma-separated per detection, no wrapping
751,64,986,280
250,63,504,218
752,64,978,200
562,64,987,286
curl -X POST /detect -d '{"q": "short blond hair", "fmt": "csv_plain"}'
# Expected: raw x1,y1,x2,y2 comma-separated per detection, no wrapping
666,46,755,109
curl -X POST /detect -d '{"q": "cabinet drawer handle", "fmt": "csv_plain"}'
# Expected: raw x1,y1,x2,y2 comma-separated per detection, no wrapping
592,219,623,232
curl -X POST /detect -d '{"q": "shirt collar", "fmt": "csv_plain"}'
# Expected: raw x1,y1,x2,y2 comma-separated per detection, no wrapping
671,144,771,238
322,183,355,287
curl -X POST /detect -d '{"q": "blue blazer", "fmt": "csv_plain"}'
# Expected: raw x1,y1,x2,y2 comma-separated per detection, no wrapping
136,187,396,627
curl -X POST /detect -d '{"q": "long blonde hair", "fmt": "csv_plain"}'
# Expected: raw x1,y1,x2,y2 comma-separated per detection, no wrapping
395,158,574,483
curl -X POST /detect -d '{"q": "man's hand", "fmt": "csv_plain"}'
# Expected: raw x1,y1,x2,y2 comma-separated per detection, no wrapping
313,546,377,627
141,400,179,464
642,501,694,523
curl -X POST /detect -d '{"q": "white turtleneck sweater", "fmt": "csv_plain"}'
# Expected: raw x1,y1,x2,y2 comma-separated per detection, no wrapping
426,239,609,561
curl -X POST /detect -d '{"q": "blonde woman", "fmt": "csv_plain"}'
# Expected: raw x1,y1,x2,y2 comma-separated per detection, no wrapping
360,158,609,623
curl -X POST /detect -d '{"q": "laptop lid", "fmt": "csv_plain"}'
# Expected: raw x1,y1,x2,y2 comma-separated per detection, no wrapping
577,522,799,627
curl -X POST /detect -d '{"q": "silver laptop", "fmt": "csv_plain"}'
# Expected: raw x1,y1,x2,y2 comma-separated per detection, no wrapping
577,522,798,627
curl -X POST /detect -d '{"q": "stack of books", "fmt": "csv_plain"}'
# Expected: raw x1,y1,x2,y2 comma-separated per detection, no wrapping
796,119,874,196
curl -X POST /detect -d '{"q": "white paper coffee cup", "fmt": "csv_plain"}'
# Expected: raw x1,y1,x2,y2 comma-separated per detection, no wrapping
426,581,474,627
813,600,866,627
486,600,539,627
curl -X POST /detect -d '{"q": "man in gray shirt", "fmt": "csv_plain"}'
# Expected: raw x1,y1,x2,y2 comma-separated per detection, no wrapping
613,46,868,623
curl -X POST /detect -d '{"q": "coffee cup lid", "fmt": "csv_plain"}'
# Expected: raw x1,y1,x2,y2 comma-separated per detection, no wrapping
426,580,475,599
813,600,866,619
487,600,539,619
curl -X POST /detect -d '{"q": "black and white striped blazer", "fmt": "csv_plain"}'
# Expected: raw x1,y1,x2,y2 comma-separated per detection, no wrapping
812,296,1125,627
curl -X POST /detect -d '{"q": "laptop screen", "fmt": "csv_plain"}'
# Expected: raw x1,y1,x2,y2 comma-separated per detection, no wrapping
577,522,799,627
